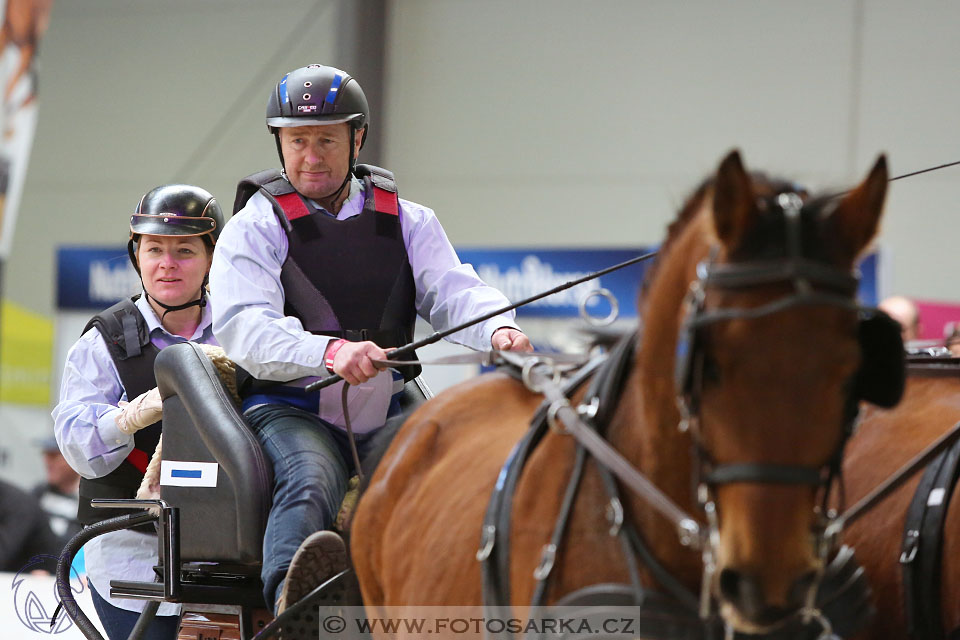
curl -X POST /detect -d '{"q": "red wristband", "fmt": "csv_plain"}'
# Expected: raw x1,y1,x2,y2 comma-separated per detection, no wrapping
324,339,347,373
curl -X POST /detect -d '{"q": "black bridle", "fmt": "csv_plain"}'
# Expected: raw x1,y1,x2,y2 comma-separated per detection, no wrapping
673,192,872,622
676,193,861,488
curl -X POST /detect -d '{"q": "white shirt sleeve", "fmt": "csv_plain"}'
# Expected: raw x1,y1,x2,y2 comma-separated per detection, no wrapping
402,200,520,350
51,328,134,479
209,194,332,381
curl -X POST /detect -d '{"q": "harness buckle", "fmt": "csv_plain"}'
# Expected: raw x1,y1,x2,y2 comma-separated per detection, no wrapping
576,396,599,421
533,543,557,581
605,497,624,537
476,524,496,562
697,483,710,507
899,529,920,564
677,518,701,548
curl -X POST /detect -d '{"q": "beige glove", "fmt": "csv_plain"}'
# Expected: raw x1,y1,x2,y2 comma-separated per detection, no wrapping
115,387,163,435
136,435,163,515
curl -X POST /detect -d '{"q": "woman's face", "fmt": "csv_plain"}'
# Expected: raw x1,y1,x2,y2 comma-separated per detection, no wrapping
137,235,211,308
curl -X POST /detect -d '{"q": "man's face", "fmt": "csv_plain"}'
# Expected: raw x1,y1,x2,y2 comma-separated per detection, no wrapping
279,123,363,201
43,450,78,492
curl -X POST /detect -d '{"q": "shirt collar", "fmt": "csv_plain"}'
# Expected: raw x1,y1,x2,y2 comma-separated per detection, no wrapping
135,291,213,341
307,176,364,219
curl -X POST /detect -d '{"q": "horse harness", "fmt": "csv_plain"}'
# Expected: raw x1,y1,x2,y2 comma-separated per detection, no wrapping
896,355,960,640
478,333,875,640
476,193,909,639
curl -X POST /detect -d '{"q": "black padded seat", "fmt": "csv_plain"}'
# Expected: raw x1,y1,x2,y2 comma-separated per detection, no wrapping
154,343,434,566
155,342,273,564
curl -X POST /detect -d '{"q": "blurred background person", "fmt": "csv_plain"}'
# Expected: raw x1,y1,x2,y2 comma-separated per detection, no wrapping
944,322,960,356
31,434,81,549
0,476,59,572
879,295,920,343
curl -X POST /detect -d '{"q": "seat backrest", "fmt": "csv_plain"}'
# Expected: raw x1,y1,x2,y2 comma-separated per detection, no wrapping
154,343,272,564
398,375,434,411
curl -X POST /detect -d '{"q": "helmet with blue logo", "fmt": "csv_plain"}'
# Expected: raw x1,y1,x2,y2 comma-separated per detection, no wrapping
266,64,369,145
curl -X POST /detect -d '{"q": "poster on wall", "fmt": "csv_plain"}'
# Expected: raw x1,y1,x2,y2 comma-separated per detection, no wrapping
458,248,881,316
0,0,53,264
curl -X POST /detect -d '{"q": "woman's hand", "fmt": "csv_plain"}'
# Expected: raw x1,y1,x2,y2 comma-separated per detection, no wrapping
115,387,163,434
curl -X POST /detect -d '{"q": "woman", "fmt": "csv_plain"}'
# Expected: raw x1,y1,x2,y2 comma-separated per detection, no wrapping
53,184,223,640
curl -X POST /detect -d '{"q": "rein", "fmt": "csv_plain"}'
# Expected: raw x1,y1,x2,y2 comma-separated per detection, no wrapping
827,418,960,538
376,349,705,547
438,339,869,640
499,349,704,549
304,250,660,393
306,155,960,395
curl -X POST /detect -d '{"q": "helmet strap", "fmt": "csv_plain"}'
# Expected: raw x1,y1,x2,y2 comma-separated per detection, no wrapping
273,129,285,170
325,127,357,210
142,274,209,322
127,239,140,274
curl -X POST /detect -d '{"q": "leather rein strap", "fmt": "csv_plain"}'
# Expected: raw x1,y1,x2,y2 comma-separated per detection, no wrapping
826,418,960,538
496,348,703,548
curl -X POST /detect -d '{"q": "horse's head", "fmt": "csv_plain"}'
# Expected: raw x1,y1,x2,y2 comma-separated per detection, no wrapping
643,150,895,632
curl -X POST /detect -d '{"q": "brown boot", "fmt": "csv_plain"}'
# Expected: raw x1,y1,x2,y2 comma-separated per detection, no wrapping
276,530,348,614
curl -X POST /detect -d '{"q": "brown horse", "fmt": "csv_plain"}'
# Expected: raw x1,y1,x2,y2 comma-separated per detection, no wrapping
352,150,891,635
842,373,960,639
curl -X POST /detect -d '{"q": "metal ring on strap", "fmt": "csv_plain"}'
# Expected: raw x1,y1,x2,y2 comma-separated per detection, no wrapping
521,357,561,393
579,288,619,327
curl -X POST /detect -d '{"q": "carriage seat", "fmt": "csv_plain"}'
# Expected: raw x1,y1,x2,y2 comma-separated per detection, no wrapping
154,342,272,565
152,342,433,572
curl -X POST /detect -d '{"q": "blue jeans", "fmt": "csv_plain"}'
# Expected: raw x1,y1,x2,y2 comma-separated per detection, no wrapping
89,583,179,640
245,403,380,610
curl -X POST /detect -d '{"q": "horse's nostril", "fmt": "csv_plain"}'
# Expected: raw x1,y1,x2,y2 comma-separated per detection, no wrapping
718,568,770,621
718,567,743,603
719,567,816,625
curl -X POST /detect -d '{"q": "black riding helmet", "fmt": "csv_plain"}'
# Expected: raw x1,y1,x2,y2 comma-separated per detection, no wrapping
128,184,224,317
267,64,369,202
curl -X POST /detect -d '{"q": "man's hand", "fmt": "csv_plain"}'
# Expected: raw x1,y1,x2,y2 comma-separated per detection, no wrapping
491,327,533,352
115,387,163,435
329,340,389,385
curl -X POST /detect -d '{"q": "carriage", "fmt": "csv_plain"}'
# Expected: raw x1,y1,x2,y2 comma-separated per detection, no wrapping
55,151,960,640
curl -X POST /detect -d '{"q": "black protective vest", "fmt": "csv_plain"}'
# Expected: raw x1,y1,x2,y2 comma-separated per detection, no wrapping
234,164,420,381
77,296,162,525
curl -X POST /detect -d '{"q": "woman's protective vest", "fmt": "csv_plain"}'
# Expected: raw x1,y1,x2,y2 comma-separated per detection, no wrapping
77,296,161,525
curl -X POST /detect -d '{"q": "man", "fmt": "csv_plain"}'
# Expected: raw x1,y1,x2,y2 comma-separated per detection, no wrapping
210,64,531,614
0,478,60,572
878,295,920,342
31,435,82,550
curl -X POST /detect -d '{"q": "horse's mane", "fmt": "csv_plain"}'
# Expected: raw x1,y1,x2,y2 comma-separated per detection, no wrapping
642,172,843,295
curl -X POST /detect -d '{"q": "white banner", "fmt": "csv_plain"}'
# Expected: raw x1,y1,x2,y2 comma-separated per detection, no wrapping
0,0,54,259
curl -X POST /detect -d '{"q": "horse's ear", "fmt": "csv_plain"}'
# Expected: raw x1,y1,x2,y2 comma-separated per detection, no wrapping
830,155,888,260
712,150,756,252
